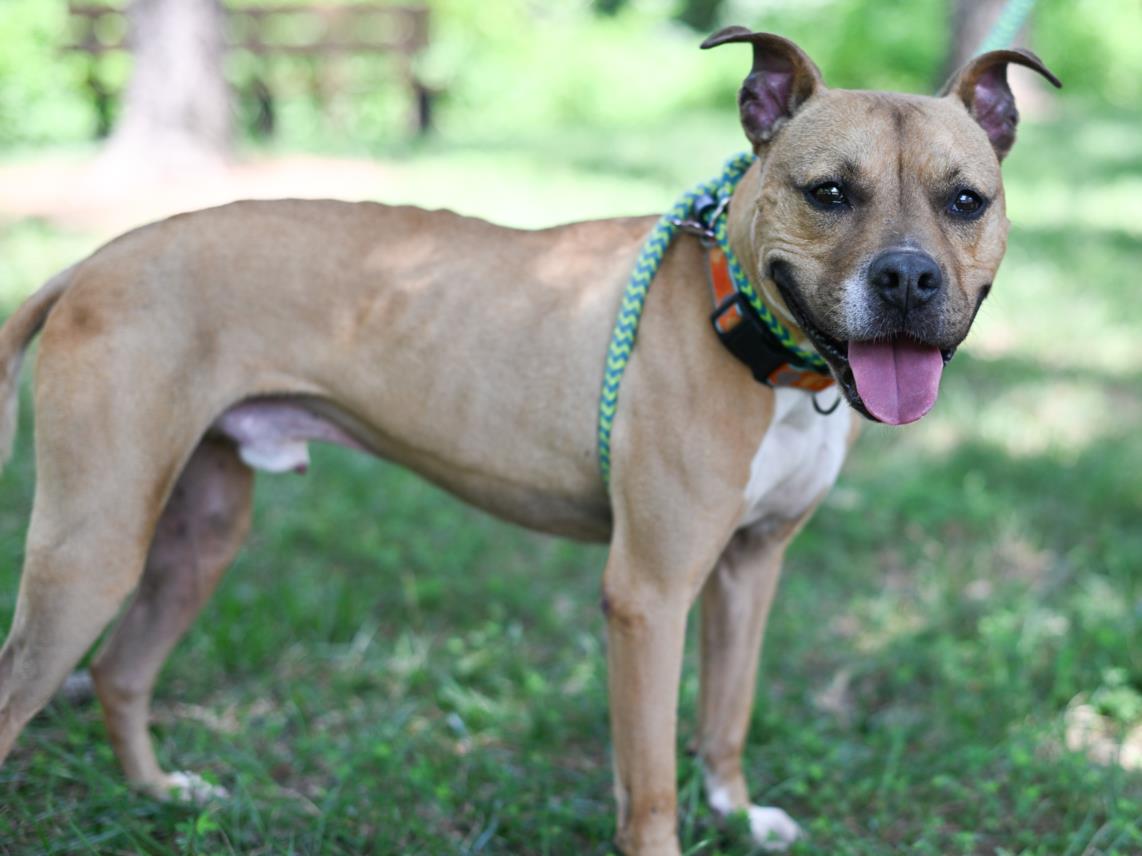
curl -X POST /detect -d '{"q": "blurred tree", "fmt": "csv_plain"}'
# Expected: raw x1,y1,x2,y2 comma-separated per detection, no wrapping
592,0,629,16
674,0,727,32
945,0,1008,74
943,0,1049,115
592,0,726,32
102,0,231,171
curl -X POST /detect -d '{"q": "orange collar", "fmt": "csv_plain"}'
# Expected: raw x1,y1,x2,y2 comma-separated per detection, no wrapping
706,246,834,392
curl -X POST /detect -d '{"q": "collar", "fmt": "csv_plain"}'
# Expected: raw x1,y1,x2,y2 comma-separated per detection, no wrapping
672,183,834,391
705,245,835,391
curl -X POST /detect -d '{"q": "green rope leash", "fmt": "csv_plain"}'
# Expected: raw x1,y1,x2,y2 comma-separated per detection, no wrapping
596,153,827,486
976,0,1037,54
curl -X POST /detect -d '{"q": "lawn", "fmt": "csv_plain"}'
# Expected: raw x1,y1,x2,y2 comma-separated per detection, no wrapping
0,106,1140,855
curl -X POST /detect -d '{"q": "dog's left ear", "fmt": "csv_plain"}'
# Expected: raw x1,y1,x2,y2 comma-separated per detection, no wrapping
939,49,1062,161
702,27,824,150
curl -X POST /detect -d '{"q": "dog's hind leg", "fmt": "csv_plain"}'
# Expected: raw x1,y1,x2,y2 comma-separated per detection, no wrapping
0,298,237,775
694,525,802,852
0,455,176,767
90,437,253,800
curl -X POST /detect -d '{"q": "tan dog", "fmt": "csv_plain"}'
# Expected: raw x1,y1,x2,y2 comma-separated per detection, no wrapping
0,29,1057,855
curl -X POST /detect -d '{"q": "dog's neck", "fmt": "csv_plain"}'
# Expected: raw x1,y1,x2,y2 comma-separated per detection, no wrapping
725,160,807,342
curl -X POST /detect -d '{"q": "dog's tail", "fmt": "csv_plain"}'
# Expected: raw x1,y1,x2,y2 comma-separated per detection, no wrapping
0,265,76,472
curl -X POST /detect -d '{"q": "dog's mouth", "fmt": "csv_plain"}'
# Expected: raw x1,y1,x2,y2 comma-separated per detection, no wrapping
770,263,956,425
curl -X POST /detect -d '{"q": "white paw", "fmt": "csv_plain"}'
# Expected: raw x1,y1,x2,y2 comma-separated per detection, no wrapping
162,771,229,803
747,805,802,851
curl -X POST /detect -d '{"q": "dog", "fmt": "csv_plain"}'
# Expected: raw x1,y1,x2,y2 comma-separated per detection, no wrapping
0,28,1058,855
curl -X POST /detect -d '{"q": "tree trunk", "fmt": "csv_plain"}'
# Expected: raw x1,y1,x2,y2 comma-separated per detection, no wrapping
944,0,1009,79
942,0,1051,118
102,0,231,174
675,0,726,33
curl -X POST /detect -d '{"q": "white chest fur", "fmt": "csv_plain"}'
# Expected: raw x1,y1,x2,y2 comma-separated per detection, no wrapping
739,387,852,530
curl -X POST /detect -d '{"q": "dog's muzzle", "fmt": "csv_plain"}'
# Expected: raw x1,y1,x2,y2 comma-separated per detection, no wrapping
770,262,957,424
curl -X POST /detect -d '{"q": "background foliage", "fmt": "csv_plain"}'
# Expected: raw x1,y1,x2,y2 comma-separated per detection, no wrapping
1,0,1140,150
0,1,1140,854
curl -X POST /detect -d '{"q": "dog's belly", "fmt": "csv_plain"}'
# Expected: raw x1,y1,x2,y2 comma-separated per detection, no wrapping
738,387,851,530
209,396,614,542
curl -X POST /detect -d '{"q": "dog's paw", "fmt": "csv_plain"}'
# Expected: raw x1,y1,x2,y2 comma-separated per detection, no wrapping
160,771,230,804
705,777,802,851
746,805,801,852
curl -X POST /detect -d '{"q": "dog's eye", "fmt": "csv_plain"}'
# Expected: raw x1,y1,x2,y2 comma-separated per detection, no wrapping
947,189,987,218
806,181,848,210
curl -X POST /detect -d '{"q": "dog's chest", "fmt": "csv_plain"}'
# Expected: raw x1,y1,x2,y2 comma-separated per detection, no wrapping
739,388,851,530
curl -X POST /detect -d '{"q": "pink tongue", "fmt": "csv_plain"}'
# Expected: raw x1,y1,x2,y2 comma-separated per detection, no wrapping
847,338,944,425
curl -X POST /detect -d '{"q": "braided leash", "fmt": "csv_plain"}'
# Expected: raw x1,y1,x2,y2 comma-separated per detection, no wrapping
596,153,827,486
976,0,1037,54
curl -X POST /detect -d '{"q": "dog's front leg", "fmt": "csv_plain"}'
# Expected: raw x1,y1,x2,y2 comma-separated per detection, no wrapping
694,523,805,851
601,491,740,856
602,547,693,856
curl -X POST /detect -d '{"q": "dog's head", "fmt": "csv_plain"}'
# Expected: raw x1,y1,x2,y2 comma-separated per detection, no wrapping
703,28,1060,424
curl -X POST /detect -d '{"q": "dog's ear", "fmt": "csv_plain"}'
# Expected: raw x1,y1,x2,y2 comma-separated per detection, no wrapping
939,49,1061,161
701,27,824,150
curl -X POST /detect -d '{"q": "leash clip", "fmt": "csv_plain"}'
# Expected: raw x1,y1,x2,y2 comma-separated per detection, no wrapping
670,192,732,247
702,194,732,229
669,216,716,245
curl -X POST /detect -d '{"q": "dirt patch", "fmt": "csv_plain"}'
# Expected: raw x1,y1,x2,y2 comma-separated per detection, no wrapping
0,153,395,238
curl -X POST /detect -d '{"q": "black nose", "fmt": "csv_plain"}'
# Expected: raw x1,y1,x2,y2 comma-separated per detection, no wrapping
867,250,943,311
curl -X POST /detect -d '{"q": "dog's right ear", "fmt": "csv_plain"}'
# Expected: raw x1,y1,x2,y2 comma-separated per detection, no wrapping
702,27,824,150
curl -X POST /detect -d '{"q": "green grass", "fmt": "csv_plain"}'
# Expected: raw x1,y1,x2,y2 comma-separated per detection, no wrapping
1,105,1140,855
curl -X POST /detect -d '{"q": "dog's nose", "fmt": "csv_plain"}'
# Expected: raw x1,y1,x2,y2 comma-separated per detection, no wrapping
867,250,943,310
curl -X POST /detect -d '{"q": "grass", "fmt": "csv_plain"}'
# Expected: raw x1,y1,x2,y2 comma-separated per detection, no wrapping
1,104,1141,854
